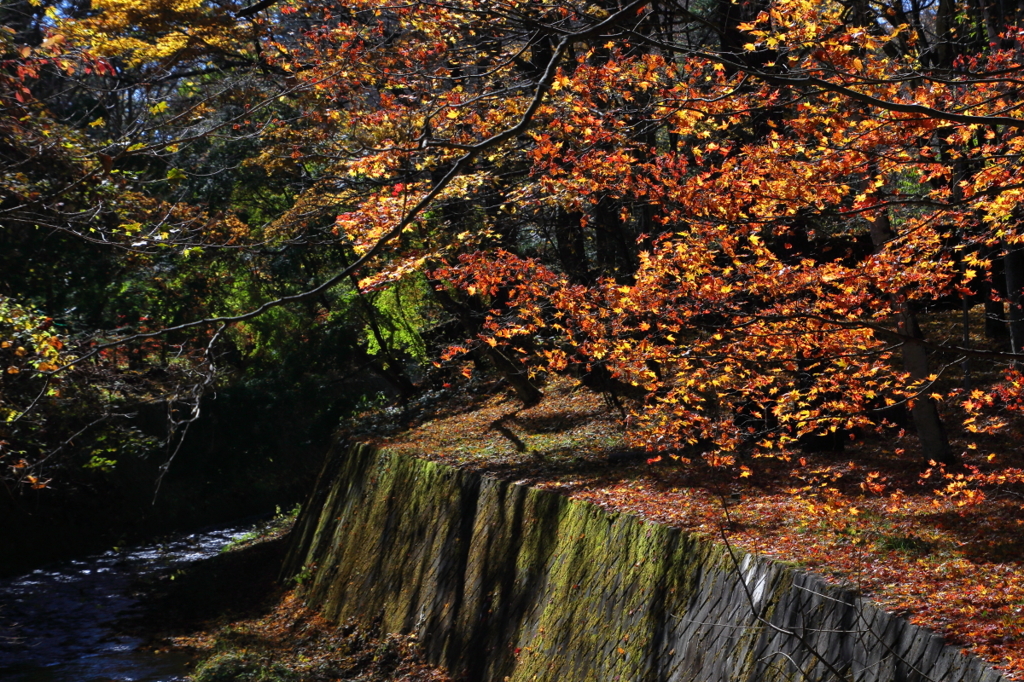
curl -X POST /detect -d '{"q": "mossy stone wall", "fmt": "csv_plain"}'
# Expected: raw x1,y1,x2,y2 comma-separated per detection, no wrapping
284,444,1005,682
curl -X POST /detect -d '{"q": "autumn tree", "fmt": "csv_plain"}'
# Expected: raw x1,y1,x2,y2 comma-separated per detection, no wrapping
11,0,1024,484
257,0,1024,467
0,0,413,486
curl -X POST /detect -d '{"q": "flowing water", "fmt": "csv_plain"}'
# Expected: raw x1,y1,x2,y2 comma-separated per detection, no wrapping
0,523,256,682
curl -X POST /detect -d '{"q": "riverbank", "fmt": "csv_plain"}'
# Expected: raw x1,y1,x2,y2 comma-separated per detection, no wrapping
85,370,1023,681
175,593,449,682
0,521,263,681
124,515,450,682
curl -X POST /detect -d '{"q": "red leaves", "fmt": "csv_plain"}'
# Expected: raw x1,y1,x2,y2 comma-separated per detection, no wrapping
379,371,1024,677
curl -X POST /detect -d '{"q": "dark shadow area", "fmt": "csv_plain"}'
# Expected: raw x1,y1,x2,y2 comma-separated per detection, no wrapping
917,508,1024,563
510,410,606,434
0,369,359,577
125,535,291,638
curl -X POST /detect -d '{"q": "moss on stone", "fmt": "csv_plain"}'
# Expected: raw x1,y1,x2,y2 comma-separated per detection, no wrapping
286,445,1005,682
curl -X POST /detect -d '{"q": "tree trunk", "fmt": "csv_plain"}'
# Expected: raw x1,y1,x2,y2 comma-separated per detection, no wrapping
350,276,417,400
870,208,955,465
899,305,956,466
986,246,1010,342
1004,243,1024,360
554,209,590,284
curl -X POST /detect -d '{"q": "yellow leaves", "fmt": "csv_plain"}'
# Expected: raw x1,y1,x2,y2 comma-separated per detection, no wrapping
550,74,572,92
60,0,245,69
148,101,168,115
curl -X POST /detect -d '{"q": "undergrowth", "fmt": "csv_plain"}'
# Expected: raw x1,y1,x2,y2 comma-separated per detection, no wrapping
184,595,449,682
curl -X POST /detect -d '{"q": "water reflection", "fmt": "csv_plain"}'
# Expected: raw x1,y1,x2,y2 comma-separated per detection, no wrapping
0,524,253,681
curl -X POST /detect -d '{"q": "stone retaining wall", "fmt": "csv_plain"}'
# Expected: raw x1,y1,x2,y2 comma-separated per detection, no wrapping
284,443,1005,682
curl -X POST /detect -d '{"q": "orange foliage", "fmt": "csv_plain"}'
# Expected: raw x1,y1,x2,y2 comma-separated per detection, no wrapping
382,377,1024,679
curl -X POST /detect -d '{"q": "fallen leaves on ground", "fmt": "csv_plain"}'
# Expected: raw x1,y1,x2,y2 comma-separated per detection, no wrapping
381,376,1024,680
123,520,449,682
173,593,449,682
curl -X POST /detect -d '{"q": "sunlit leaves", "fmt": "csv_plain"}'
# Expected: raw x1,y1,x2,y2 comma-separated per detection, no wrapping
16,0,1024,535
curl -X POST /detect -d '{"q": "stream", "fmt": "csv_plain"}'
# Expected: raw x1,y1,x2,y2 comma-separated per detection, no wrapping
0,522,257,682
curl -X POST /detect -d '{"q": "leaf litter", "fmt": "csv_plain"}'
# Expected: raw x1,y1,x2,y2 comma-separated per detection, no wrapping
377,375,1024,680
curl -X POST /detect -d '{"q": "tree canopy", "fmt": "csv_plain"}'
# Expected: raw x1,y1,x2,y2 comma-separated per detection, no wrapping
5,0,1024,498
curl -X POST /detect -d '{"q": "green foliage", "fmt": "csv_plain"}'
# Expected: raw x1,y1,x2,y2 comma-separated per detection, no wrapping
364,274,436,364
82,455,117,472
0,294,161,485
875,534,934,555
290,562,315,587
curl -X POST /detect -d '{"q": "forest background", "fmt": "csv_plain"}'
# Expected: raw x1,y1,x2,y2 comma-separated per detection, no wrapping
3,0,1024,670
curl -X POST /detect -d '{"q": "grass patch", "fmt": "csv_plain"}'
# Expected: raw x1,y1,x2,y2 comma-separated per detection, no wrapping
194,652,299,682
221,505,300,554
874,534,934,555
